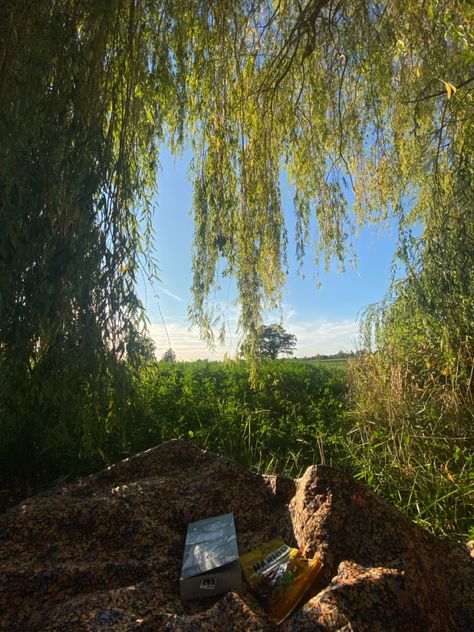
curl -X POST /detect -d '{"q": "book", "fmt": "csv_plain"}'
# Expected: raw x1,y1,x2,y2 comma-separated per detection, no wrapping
180,512,242,600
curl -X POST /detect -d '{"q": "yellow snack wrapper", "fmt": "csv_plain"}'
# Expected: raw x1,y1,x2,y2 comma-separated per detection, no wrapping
240,537,323,624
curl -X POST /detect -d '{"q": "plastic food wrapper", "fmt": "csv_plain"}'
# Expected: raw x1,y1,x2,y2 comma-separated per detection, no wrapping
240,537,323,624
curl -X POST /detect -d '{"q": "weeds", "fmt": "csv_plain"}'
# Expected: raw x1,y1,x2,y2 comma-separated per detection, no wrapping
124,357,473,541
346,353,474,541
1,355,472,543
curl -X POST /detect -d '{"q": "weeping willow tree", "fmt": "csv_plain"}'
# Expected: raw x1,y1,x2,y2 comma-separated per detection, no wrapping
0,1,473,484
0,0,177,477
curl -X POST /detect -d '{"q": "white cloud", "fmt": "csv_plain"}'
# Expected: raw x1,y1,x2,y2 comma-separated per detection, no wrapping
148,321,239,361
160,287,184,302
148,316,360,361
290,319,360,356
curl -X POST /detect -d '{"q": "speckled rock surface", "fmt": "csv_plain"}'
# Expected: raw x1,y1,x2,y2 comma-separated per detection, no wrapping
0,439,473,630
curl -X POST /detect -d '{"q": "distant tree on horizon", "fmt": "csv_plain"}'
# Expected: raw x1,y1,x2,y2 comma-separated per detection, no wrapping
242,324,297,360
161,348,177,362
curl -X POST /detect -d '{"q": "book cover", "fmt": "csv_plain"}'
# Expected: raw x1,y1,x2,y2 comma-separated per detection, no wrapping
180,512,242,599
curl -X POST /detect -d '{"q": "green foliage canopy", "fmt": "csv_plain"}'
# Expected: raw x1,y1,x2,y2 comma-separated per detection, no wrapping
186,0,474,353
1,0,473,474
242,324,297,359
2,0,473,356
161,348,177,362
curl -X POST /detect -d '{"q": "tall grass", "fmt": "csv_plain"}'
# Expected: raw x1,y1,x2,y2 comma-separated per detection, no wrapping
1,354,472,543
344,200,474,542
122,359,349,477
124,357,472,541
345,352,474,541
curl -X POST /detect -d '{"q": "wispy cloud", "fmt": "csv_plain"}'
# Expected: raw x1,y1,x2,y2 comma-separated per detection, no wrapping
160,287,183,302
290,319,360,356
265,303,296,322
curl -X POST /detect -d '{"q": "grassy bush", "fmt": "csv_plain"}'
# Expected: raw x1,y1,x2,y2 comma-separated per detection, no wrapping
121,356,473,541
119,359,349,476
346,352,474,542
343,199,474,542
2,353,471,543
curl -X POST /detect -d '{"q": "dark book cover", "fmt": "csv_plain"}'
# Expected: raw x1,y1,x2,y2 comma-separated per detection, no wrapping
180,512,242,599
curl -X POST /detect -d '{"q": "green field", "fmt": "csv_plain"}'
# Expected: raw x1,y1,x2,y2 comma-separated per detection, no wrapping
123,358,473,542
123,359,349,476
310,358,348,371
1,356,472,542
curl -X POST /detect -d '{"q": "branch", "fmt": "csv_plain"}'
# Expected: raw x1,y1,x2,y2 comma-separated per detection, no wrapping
404,75,474,104
259,0,331,95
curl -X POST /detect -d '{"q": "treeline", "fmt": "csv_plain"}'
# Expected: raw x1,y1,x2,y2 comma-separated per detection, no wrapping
295,351,360,361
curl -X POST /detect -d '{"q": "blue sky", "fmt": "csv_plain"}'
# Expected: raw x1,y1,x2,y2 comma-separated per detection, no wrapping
139,146,398,360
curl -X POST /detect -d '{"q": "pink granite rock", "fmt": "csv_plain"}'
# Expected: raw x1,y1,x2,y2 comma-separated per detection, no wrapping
0,440,472,630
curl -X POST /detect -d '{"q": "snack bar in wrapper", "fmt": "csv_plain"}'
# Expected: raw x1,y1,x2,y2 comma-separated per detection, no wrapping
240,537,323,624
